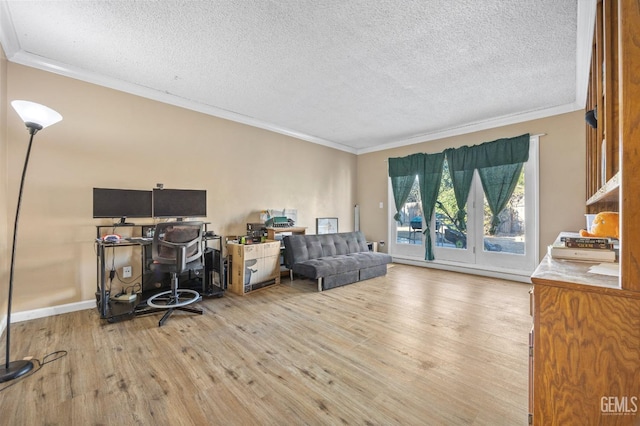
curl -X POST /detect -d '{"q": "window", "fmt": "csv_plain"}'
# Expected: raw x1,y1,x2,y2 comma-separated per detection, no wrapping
481,167,525,256
393,176,423,247
432,158,474,263
389,136,539,278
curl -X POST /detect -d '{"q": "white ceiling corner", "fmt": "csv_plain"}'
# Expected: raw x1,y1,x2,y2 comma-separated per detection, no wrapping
1,0,593,154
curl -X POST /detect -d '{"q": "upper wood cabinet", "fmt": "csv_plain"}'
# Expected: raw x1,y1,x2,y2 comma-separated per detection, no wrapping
586,0,619,211
585,0,640,291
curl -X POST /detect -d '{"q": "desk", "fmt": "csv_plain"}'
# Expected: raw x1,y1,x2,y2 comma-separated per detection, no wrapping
95,238,149,320
265,227,306,277
265,226,306,242
95,224,225,322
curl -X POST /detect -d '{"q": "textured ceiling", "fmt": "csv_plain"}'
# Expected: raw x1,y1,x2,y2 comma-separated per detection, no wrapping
0,1,593,153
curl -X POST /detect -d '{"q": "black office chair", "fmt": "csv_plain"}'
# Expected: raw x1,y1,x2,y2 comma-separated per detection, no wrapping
146,221,204,326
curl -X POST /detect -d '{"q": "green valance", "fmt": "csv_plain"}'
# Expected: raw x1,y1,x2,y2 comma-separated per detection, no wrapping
443,134,530,171
388,153,424,177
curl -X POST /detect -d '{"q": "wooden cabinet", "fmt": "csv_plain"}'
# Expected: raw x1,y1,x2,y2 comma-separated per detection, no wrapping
227,241,281,295
531,256,640,424
530,1,640,424
586,0,619,205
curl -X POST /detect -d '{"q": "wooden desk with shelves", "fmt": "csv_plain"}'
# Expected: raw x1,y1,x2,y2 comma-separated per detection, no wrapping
266,226,307,277
265,226,306,241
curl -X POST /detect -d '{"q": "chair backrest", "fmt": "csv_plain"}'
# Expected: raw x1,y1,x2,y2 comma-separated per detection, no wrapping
152,222,203,271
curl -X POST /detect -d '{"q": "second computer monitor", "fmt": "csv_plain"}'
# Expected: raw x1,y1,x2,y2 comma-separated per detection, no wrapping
152,188,207,219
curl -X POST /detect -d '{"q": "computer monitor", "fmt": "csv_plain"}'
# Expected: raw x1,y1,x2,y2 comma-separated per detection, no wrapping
152,188,207,220
93,188,153,225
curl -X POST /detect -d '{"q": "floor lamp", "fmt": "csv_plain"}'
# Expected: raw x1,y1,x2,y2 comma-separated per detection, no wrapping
0,100,62,383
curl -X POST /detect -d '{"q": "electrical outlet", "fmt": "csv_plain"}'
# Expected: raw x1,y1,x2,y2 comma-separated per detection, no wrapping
123,266,132,278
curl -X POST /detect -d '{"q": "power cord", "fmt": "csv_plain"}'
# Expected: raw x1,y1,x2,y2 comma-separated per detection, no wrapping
113,282,142,299
0,350,68,392
113,268,143,286
110,246,117,283
122,283,142,294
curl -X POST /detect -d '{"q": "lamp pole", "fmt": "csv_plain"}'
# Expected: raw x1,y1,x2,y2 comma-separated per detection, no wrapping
1,126,39,381
1,101,62,383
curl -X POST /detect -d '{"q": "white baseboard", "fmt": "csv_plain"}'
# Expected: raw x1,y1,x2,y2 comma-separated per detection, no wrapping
392,256,533,284
0,300,96,336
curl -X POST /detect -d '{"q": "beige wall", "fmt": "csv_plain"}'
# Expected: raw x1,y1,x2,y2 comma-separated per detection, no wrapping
1,46,8,323
2,59,587,315
356,111,587,261
4,63,356,312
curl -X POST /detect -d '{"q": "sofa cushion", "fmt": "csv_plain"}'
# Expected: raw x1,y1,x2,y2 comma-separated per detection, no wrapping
319,235,339,256
346,252,392,269
306,238,324,259
293,255,360,279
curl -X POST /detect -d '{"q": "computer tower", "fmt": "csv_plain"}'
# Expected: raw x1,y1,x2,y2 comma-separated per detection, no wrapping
204,247,226,293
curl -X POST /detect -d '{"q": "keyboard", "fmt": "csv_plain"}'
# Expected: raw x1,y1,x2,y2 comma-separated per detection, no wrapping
127,237,152,243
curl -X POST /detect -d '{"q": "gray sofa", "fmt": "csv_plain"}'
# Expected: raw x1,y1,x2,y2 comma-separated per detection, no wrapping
283,231,392,291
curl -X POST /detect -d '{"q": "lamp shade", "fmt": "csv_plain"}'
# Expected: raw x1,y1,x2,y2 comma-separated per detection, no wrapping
11,100,62,129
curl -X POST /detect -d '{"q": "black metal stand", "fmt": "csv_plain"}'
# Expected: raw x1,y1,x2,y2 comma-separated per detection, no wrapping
0,360,34,383
157,305,203,327
2,129,37,383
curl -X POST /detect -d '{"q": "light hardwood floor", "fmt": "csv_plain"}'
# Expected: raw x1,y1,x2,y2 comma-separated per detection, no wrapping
0,264,531,425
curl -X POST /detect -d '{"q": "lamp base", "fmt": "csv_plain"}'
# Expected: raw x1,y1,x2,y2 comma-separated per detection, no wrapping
0,359,34,383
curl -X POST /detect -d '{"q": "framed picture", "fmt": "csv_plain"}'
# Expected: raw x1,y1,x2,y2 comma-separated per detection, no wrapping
316,217,338,234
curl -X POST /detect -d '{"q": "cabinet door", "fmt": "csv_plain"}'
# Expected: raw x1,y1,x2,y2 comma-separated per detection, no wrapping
534,284,640,423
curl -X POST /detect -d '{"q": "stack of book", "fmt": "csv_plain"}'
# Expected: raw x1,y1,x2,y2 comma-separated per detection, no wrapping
548,234,617,262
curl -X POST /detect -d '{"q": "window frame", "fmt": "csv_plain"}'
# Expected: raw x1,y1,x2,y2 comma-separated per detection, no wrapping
387,136,540,280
